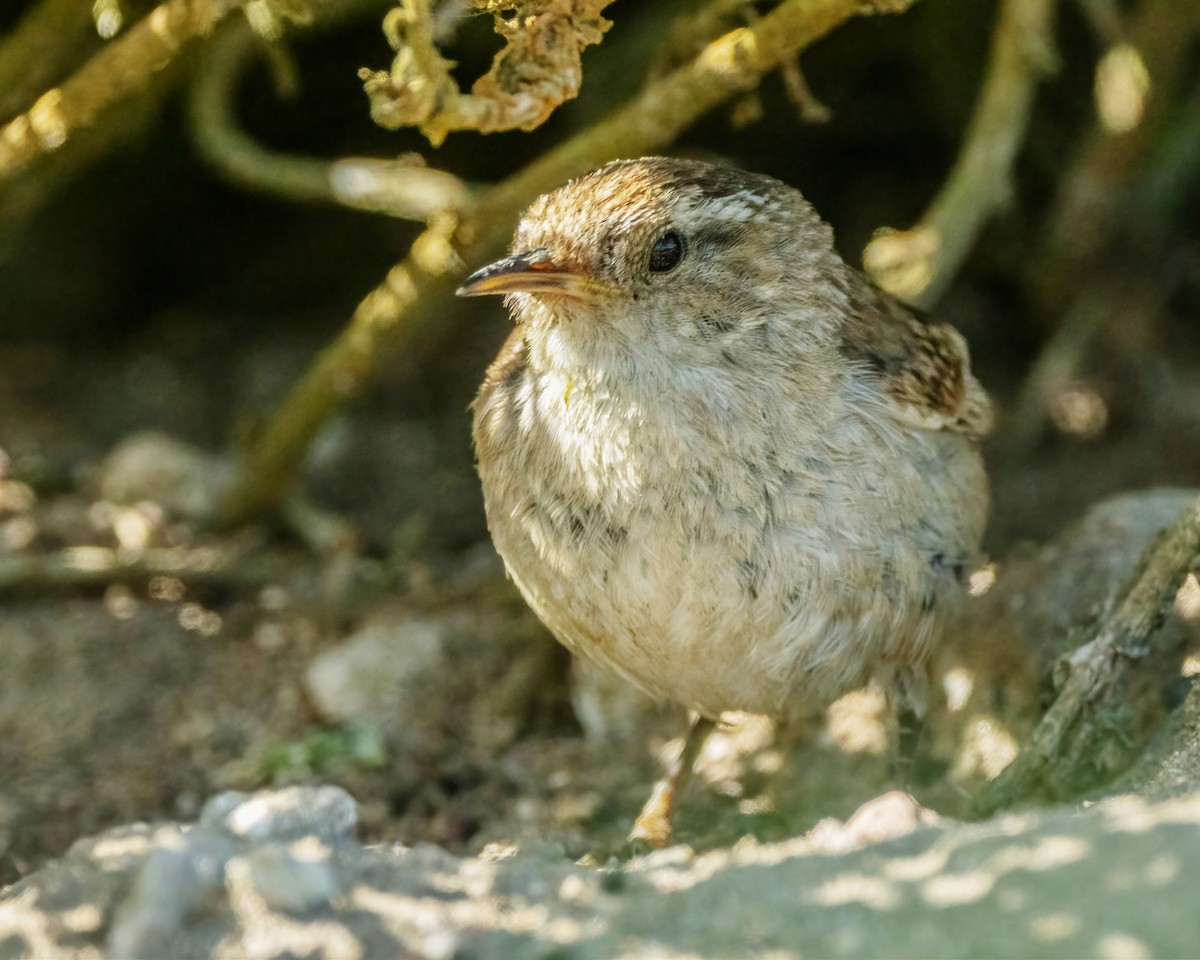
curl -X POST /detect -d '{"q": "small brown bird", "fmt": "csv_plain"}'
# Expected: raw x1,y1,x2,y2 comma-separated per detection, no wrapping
460,157,990,846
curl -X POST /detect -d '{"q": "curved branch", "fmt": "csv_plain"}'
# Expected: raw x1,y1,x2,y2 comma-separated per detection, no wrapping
215,0,922,524
863,0,1057,308
189,19,470,219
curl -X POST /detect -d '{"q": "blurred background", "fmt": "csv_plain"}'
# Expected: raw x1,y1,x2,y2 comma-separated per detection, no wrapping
1,0,1198,880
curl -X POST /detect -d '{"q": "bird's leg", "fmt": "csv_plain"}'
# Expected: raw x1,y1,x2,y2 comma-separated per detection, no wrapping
628,714,717,849
894,704,923,790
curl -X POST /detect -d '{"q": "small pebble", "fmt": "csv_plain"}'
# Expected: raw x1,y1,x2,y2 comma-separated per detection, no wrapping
200,786,359,843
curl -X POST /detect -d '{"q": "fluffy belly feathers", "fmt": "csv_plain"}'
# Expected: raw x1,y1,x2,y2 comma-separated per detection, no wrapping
475,369,985,719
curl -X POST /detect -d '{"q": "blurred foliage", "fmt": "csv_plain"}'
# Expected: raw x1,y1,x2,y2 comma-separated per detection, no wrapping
261,723,388,782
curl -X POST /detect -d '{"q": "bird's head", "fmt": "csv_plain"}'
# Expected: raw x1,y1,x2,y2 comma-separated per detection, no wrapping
458,157,844,367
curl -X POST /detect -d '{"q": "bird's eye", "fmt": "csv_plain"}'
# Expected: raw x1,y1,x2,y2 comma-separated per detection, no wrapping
648,230,685,273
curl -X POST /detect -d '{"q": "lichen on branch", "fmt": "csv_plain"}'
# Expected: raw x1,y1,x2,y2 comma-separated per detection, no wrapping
359,0,614,145
0,0,320,183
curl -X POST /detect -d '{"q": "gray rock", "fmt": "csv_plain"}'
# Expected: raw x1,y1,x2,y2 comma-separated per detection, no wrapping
932,488,1200,785
243,840,339,913
6,786,1200,958
105,826,233,959
302,603,559,754
97,431,233,522
200,786,359,843
304,614,445,737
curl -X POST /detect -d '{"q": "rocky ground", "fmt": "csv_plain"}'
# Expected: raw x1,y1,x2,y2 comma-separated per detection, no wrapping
3,468,1200,957
7,778,1200,959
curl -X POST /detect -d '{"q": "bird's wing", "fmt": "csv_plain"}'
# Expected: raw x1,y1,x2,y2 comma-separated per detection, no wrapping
837,271,992,440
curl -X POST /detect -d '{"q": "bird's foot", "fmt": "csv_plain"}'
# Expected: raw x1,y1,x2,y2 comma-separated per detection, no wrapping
626,779,675,850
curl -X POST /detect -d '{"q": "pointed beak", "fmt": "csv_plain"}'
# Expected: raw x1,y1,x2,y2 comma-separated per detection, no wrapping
456,249,606,300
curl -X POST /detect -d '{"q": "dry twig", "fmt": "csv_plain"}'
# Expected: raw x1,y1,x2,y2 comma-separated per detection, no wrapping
189,19,471,218
361,0,616,145
780,58,832,124
975,493,1200,816
0,545,279,595
216,0,921,524
863,0,1056,308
